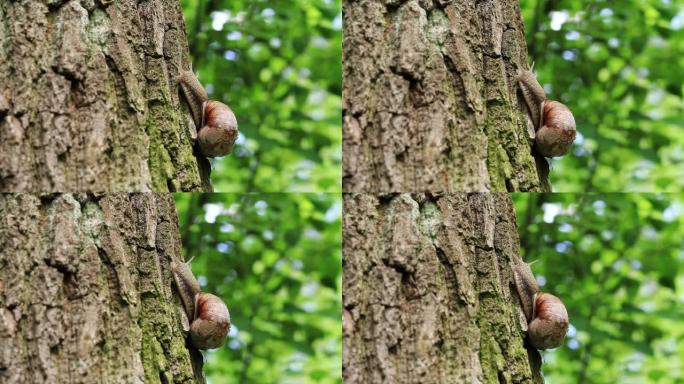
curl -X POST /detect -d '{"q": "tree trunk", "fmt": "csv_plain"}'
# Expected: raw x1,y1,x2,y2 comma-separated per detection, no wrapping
0,1,211,192
0,193,205,383
343,193,540,383
342,1,550,192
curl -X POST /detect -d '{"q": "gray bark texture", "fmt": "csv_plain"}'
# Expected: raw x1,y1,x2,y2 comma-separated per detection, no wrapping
0,193,206,384
0,1,212,192
342,0,550,193
343,193,540,383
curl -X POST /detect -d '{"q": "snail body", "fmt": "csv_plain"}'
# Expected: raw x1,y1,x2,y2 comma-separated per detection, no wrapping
171,260,231,350
513,263,568,350
177,71,238,158
517,68,576,157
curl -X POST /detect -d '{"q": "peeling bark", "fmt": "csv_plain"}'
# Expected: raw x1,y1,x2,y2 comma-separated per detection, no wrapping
0,1,211,192
343,193,538,383
342,0,550,192
0,194,204,383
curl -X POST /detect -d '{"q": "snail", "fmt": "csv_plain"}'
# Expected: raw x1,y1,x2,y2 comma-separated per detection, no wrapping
171,260,231,349
517,67,576,157
177,71,238,158
512,262,569,350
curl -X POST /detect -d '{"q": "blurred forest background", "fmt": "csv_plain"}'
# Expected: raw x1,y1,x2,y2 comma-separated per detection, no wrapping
180,0,341,192
520,0,684,191
174,193,342,383
513,193,684,384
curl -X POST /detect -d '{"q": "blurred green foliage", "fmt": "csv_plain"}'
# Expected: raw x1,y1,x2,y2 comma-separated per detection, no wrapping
513,193,684,384
520,0,684,192
180,0,341,192
174,193,342,383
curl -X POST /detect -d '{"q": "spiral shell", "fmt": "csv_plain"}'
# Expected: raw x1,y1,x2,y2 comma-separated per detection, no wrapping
190,292,231,349
528,292,569,350
535,100,576,157
198,100,239,158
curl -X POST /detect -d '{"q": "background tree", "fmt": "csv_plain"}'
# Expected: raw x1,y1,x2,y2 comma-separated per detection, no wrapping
0,194,205,383
174,193,342,383
520,0,684,192
513,193,684,383
343,1,550,192
181,0,342,192
343,193,542,383
0,1,211,192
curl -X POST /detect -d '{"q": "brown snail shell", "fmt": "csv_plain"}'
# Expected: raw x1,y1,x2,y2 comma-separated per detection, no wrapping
528,292,569,349
198,100,239,158
190,292,231,349
535,100,576,157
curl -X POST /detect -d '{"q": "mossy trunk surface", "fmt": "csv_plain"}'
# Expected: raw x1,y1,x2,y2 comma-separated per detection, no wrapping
0,1,211,192
343,193,538,383
0,193,205,384
342,0,550,192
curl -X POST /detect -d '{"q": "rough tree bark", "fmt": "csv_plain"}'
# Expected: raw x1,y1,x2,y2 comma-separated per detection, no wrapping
0,1,212,192
343,193,542,383
342,0,550,192
0,193,206,383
